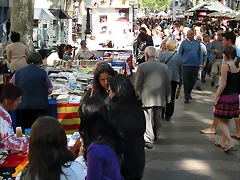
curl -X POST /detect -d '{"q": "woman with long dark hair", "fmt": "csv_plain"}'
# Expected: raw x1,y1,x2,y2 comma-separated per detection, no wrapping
78,97,124,180
108,74,146,180
16,116,85,180
82,63,116,104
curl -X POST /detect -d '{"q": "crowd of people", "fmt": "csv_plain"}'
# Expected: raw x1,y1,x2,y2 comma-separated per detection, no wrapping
135,16,240,153
1,15,240,179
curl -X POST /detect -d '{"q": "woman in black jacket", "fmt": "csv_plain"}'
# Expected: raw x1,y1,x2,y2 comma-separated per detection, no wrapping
108,74,146,180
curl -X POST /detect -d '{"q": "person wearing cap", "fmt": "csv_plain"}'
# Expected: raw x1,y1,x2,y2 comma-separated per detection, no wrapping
10,52,53,131
75,40,97,60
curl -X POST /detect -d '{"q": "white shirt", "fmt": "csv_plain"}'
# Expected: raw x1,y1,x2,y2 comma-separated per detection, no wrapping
75,47,92,60
16,157,87,180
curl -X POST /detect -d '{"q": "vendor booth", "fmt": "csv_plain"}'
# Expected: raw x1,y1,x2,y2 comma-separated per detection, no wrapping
186,0,233,20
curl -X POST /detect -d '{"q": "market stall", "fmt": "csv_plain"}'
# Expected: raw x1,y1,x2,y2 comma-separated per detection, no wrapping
84,0,135,76
186,0,233,20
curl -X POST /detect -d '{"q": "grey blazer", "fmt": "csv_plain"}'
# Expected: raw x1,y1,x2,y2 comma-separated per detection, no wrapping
135,58,171,108
159,51,183,83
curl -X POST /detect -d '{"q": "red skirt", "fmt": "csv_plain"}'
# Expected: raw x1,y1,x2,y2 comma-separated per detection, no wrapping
214,93,240,119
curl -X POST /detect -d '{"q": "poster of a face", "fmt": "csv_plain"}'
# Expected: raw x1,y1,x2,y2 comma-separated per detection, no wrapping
100,15,107,23
115,8,129,22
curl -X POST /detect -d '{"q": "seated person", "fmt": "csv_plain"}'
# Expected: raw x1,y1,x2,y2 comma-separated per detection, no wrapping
0,83,29,154
63,45,73,61
75,40,97,60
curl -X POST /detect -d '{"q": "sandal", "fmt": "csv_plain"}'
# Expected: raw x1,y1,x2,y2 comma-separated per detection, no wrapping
214,142,225,149
231,134,240,140
224,147,238,153
200,129,216,135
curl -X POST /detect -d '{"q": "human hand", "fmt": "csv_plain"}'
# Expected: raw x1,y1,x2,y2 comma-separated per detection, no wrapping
214,49,219,53
204,62,206,67
213,97,218,107
78,146,84,157
70,138,81,158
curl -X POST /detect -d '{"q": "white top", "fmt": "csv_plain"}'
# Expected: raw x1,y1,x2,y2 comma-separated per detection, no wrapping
75,47,92,60
15,157,87,180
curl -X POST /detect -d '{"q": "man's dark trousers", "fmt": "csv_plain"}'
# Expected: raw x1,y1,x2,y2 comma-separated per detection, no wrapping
183,66,199,100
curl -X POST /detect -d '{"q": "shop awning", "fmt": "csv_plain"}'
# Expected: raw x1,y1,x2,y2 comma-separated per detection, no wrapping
34,8,57,20
188,0,233,13
208,11,237,18
48,9,71,19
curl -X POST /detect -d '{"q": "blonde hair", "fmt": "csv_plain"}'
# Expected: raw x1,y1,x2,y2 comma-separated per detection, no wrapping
166,40,177,51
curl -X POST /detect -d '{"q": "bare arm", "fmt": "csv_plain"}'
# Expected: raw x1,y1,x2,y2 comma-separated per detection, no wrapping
215,64,228,98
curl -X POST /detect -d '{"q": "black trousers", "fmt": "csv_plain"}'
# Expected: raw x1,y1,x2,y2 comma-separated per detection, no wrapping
15,109,47,131
162,81,178,118
201,59,209,80
183,66,199,100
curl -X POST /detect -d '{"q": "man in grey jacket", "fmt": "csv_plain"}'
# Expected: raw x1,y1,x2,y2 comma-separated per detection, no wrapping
135,46,171,149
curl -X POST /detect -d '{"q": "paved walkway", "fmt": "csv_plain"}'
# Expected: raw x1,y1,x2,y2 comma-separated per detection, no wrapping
143,78,240,180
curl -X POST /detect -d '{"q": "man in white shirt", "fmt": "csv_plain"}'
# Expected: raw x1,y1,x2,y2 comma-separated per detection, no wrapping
75,40,96,60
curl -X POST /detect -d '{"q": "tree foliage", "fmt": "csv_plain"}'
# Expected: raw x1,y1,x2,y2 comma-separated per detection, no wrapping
140,0,171,11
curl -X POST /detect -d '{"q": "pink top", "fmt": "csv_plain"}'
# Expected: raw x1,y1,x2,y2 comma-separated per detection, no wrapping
0,104,29,153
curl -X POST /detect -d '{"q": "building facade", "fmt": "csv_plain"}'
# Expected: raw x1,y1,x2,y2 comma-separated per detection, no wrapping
224,0,240,10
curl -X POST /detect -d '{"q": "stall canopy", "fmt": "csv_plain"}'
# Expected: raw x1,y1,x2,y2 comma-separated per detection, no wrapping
34,8,57,20
207,11,236,18
188,0,233,13
49,9,71,19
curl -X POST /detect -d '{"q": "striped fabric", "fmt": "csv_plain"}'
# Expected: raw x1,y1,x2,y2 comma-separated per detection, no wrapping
57,103,80,135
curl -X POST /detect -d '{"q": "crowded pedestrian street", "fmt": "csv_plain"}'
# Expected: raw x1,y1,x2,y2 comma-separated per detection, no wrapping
2,0,240,180
143,80,240,180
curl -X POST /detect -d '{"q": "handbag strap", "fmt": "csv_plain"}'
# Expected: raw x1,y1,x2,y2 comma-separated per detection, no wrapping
164,52,176,65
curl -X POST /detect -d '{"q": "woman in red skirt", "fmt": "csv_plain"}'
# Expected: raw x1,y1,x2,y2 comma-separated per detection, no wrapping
214,46,240,153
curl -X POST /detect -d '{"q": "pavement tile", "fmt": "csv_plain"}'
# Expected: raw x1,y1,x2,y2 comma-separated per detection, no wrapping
143,78,240,180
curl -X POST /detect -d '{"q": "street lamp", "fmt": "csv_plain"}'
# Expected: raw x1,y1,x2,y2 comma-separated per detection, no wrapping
84,7,92,40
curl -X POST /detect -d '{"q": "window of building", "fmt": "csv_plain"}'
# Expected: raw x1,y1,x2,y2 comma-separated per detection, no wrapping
175,1,179,6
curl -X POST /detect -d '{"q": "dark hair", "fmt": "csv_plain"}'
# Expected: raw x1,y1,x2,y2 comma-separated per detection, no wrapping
92,63,116,99
139,27,147,33
0,83,22,103
27,52,43,65
65,45,73,51
80,40,86,46
108,74,142,105
78,97,124,161
26,116,74,180
10,31,20,42
223,46,239,67
222,31,236,45
57,44,66,59
137,32,147,42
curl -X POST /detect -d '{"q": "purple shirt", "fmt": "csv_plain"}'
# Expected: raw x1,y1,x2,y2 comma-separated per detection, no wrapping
10,72,53,89
87,142,123,180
